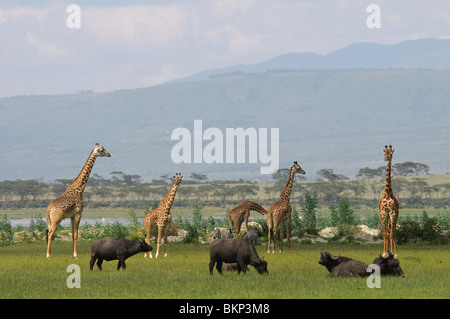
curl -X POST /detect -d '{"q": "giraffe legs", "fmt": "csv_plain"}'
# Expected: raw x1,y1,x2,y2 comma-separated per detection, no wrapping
155,225,163,258
286,216,291,253
279,221,284,253
144,221,152,258
244,211,250,233
389,211,399,259
234,219,242,238
267,214,273,254
71,215,81,259
163,224,169,257
46,207,62,259
46,225,58,259
379,210,389,258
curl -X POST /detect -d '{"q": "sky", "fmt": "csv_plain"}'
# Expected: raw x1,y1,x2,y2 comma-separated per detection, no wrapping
1,0,450,97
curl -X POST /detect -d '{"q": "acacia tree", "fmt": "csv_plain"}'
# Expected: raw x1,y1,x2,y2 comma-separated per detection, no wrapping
190,172,207,183
356,167,385,179
300,191,318,234
317,169,348,181
393,162,430,176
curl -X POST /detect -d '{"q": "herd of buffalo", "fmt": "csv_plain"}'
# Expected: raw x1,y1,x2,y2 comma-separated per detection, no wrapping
88,229,404,279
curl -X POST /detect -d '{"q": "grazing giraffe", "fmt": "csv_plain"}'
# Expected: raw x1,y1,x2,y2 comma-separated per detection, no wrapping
46,143,111,259
228,200,267,237
267,161,305,254
144,173,183,258
379,145,399,259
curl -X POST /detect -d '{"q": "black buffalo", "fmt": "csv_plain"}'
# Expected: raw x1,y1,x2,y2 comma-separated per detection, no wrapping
209,238,268,275
372,251,405,277
90,238,152,270
319,250,369,277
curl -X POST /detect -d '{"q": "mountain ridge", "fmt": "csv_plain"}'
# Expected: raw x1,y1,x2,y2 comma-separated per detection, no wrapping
1,39,450,182
169,38,450,83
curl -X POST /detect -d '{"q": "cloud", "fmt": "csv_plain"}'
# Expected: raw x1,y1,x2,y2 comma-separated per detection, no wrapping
83,4,188,49
1,0,450,97
223,25,264,55
25,32,67,58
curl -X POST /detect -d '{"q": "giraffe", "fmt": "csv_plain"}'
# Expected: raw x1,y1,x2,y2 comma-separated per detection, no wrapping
378,145,400,259
228,200,267,237
267,161,305,254
46,143,111,259
144,173,183,258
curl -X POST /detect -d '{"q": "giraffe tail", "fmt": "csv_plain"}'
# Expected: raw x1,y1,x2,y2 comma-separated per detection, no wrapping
45,206,51,243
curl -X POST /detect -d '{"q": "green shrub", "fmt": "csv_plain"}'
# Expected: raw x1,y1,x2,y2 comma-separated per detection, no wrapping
397,219,422,244
0,215,13,245
300,191,318,234
330,198,356,237
182,223,199,244
29,214,47,232
103,221,129,238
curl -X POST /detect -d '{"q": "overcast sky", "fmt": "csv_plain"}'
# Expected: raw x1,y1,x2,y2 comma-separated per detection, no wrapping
1,0,450,98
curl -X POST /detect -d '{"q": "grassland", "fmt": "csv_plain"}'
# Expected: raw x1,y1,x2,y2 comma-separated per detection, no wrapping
1,240,448,299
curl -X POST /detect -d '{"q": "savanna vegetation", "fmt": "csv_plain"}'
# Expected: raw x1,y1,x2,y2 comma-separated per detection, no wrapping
0,241,448,299
0,165,448,299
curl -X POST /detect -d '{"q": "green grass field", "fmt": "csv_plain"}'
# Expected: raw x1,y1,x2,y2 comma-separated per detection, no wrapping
1,241,448,299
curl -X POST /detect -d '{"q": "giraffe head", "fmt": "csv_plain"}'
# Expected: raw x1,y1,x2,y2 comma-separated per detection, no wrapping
383,145,395,162
172,173,183,185
93,143,111,158
292,161,306,175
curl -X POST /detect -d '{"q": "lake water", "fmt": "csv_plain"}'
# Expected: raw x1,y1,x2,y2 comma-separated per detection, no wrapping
10,218,142,228
9,217,202,228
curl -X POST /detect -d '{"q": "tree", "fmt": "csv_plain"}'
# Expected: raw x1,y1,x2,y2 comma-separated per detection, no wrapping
272,168,306,182
122,174,142,185
330,198,355,228
356,167,385,179
393,162,430,177
317,169,348,181
190,172,207,183
231,184,258,201
272,168,290,181
300,191,318,234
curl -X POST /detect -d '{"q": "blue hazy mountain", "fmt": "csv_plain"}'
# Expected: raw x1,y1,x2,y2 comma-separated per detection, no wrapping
1,39,450,182
171,38,450,83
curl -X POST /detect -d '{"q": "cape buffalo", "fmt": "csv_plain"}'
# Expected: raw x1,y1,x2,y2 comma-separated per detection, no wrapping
209,238,268,275
373,251,405,277
319,250,369,277
90,237,152,270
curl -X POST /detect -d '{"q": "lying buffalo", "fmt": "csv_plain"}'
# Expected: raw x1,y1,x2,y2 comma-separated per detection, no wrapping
319,250,369,278
372,251,405,277
90,238,152,270
209,238,268,275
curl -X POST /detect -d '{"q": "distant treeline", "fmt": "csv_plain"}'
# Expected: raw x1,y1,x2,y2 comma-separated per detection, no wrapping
1,169,449,210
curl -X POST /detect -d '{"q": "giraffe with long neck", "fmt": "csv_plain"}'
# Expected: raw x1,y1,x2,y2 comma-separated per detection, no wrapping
379,145,399,259
46,143,111,259
267,161,305,254
228,200,267,238
144,173,183,258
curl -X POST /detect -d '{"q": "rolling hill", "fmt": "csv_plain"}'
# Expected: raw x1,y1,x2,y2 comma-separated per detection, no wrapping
171,38,450,83
1,39,450,182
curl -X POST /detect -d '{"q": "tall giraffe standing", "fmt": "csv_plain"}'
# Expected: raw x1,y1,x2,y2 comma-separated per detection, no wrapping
267,161,305,254
144,173,183,258
228,200,267,238
379,145,399,259
46,143,111,259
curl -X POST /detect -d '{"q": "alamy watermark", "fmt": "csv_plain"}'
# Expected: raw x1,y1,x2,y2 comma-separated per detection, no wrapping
366,4,381,29
171,120,279,174
366,264,381,288
66,264,81,288
66,4,81,29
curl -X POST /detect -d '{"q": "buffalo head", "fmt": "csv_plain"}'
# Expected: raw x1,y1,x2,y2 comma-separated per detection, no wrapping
373,250,405,277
